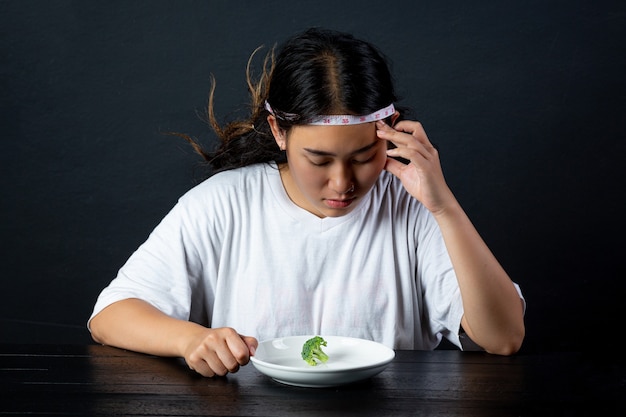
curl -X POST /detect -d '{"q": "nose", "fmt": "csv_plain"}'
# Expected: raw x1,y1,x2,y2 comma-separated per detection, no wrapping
329,165,354,194
331,182,354,194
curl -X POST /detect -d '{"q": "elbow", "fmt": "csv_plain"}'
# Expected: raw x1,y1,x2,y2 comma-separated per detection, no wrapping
485,326,525,356
90,330,104,345
88,314,107,346
462,311,526,356
487,341,522,356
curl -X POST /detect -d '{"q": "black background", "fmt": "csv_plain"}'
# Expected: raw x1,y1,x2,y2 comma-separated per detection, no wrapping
1,0,624,353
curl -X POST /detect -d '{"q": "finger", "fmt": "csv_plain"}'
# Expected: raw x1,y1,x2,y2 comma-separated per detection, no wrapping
227,333,255,364
243,335,259,357
215,342,243,374
380,127,438,165
377,120,433,150
376,124,418,152
391,119,425,134
187,355,217,377
384,156,405,178
189,340,232,376
215,332,256,373
207,350,233,376
386,146,428,164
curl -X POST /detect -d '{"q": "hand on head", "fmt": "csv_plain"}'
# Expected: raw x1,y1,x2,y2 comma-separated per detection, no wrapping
377,119,455,215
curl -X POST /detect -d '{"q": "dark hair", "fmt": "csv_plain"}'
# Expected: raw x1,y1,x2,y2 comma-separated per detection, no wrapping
177,28,401,175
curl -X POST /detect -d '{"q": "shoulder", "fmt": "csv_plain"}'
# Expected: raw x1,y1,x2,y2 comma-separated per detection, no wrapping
205,163,269,186
172,163,279,219
182,163,272,201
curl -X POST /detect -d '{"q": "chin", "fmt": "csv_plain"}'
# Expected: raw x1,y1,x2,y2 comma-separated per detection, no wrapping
321,206,355,218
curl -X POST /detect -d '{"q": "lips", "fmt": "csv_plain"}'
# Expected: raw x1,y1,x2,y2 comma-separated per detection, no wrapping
324,198,355,209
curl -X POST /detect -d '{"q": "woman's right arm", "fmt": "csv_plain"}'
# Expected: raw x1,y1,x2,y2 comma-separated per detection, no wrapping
89,298,257,377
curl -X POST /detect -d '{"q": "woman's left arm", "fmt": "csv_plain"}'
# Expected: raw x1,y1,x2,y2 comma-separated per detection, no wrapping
377,119,525,355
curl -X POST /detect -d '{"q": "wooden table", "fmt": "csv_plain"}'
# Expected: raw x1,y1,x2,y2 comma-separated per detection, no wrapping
1,344,624,416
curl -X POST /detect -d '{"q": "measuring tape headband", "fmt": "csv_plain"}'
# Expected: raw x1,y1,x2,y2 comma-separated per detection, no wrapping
265,101,395,126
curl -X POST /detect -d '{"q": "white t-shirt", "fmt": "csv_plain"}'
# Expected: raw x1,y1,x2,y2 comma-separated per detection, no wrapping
89,162,523,350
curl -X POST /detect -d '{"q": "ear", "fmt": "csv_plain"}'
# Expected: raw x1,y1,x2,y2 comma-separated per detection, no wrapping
267,115,286,150
390,111,400,127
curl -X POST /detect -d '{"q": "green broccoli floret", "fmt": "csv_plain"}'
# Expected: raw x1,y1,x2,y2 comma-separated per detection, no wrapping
301,336,329,366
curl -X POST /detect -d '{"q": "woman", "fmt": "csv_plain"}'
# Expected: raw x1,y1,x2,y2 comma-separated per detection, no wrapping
89,28,525,377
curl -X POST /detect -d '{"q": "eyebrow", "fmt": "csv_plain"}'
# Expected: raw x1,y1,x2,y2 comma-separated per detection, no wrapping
303,140,379,157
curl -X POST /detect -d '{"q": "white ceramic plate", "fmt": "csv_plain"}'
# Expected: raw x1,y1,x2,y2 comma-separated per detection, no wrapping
250,335,395,388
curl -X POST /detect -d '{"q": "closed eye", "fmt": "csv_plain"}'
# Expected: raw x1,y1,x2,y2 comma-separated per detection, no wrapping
305,140,381,167
352,153,377,164
309,152,377,167
310,160,331,166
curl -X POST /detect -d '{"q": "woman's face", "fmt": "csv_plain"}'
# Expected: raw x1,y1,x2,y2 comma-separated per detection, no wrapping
270,118,387,218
